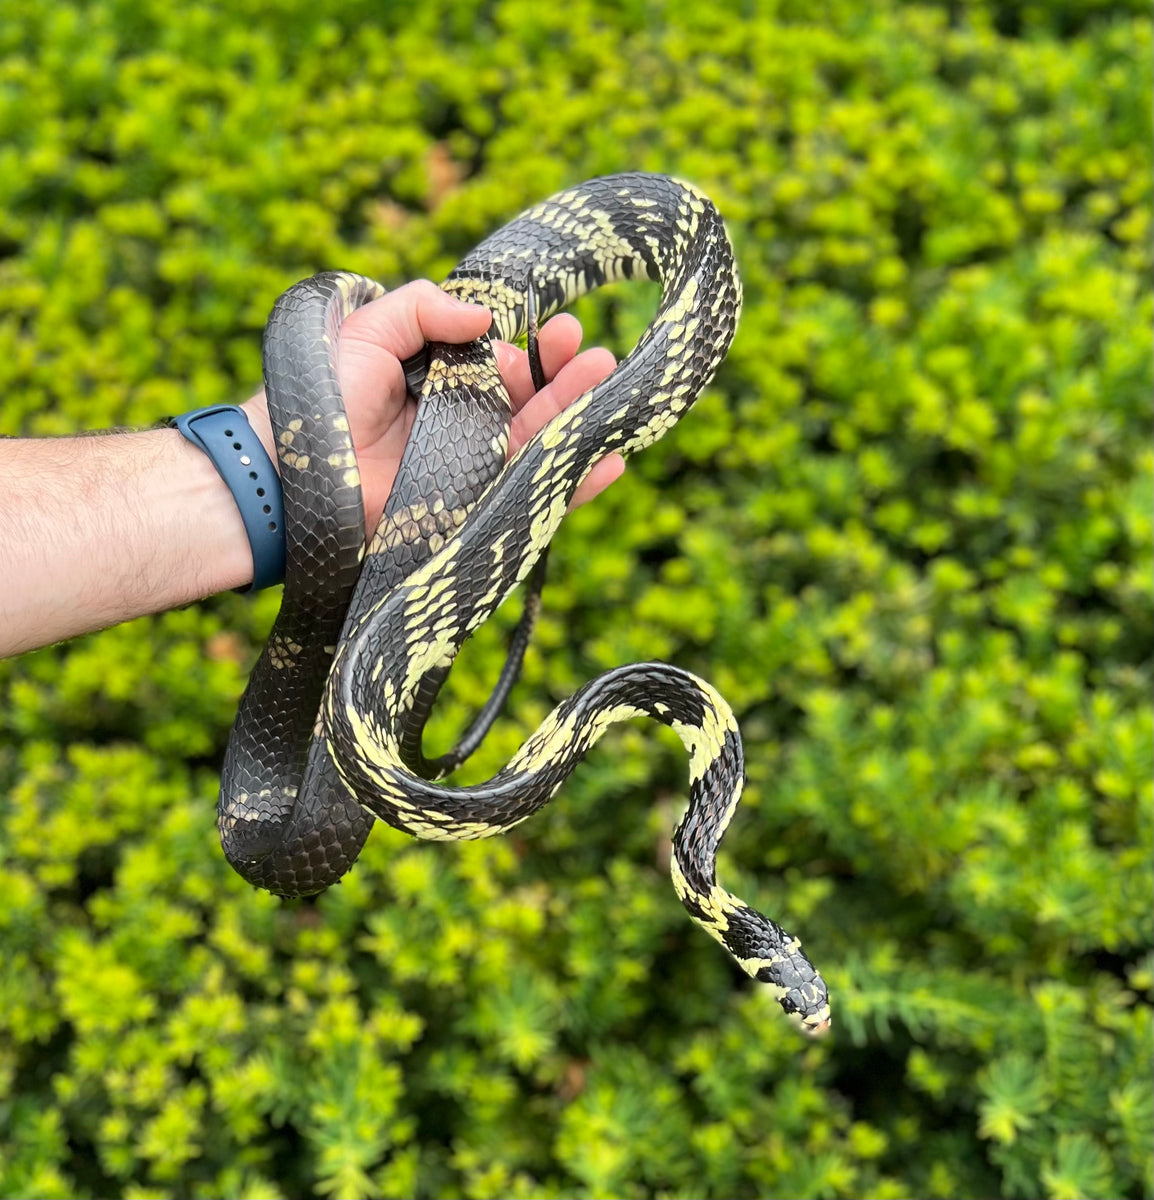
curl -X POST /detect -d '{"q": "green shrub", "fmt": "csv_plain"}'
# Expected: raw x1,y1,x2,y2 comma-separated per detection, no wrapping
1,2,1150,1198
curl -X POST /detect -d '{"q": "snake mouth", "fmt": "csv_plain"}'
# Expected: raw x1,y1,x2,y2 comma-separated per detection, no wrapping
795,1009,833,1038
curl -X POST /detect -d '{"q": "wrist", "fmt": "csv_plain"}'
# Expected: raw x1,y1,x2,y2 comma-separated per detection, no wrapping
240,391,277,463
168,403,285,591
161,426,259,595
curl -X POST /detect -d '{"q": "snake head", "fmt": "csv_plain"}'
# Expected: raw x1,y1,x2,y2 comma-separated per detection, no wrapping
755,958,832,1037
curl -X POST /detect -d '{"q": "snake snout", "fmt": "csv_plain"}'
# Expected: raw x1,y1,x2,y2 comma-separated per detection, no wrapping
756,959,831,1036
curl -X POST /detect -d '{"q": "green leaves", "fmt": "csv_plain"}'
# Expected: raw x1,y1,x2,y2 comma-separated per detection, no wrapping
978,1053,1051,1145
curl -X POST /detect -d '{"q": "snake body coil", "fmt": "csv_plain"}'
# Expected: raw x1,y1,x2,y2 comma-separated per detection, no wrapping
221,174,830,1034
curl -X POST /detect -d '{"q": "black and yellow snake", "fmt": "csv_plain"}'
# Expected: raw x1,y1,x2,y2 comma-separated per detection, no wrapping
219,173,831,1034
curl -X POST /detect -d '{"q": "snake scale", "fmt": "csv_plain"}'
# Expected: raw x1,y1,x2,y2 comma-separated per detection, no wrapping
220,173,830,1034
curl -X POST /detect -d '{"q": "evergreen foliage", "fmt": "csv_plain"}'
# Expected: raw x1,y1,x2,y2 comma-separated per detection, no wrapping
1,2,1150,1197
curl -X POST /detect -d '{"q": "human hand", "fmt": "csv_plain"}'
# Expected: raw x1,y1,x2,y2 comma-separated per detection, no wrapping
241,279,623,535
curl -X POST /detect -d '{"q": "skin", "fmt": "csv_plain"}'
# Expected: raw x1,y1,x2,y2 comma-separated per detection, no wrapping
0,281,621,659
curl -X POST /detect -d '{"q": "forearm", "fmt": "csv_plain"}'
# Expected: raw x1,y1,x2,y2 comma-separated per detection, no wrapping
0,300,617,660
0,402,275,658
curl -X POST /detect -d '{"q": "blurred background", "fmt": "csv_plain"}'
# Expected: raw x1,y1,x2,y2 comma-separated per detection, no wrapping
0,2,1150,1197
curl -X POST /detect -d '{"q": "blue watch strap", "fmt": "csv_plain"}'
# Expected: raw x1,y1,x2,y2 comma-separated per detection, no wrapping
169,405,286,591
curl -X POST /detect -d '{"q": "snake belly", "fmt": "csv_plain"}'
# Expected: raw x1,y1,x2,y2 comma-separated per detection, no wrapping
225,173,831,1033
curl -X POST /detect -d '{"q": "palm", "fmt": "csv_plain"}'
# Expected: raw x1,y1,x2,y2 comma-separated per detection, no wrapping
247,280,622,536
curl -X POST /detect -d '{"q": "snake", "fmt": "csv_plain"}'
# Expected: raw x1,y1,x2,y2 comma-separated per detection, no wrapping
219,173,831,1035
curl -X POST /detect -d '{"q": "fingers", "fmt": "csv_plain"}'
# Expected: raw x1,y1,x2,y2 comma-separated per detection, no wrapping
340,283,582,417
506,343,623,512
492,313,583,409
329,278,625,518
341,279,492,362
508,345,618,456
570,452,625,510
335,280,493,439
